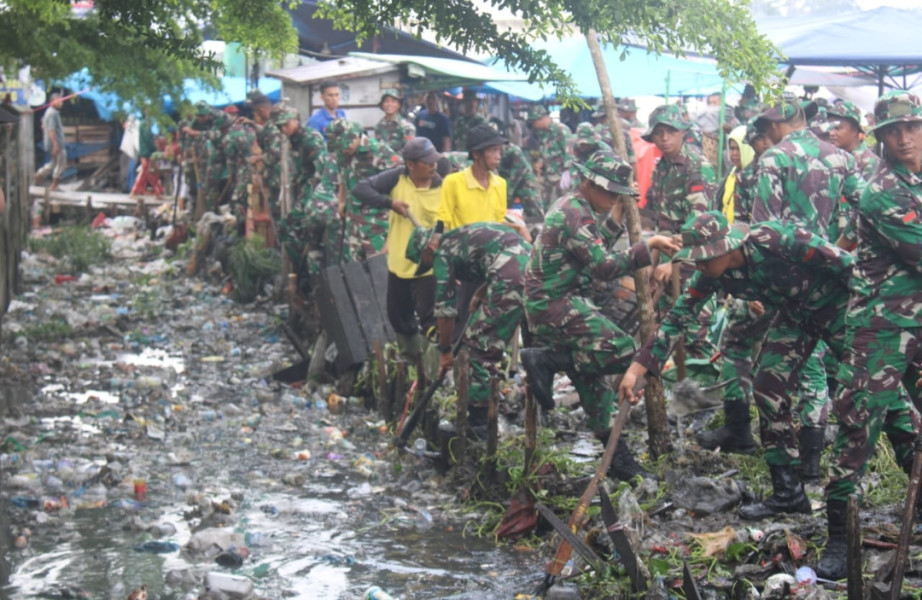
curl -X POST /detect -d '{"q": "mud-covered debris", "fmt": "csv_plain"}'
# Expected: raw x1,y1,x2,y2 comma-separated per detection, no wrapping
670,474,745,515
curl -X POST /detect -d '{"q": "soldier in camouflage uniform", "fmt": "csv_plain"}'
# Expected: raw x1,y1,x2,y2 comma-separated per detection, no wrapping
590,109,635,166
521,151,680,482
248,91,282,210
327,118,402,263
204,107,238,211
180,101,218,213
617,98,643,129
276,107,339,286
223,114,260,220
452,89,489,152
829,100,880,181
817,91,922,580
618,211,856,519
525,104,573,210
748,98,867,473
374,89,415,152
499,142,544,221
406,222,531,433
643,104,718,360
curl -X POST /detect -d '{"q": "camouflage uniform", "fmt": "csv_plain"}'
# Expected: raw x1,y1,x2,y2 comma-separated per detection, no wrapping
592,122,635,164
374,115,416,152
256,119,283,206
525,105,573,210
204,109,235,210
328,119,402,263
223,117,259,218
826,92,922,503
415,223,531,406
498,143,543,220
183,104,216,206
643,104,719,359
452,113,489,152
635,214,855,467
277,108,340,281
524,156,653,433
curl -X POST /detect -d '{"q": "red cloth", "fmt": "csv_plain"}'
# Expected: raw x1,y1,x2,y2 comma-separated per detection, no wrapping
630,127,661,209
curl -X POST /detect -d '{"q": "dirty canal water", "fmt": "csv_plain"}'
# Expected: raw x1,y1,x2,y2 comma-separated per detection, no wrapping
0,237,537,600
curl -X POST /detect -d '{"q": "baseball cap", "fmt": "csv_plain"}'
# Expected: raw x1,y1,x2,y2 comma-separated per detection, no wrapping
403,137,442,164
379,88,403,107
572,150,637,196
872,90,922,133
674,211,749,262
527,104,549,121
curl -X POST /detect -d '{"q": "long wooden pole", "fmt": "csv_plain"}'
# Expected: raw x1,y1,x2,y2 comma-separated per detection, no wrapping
585,30,670,457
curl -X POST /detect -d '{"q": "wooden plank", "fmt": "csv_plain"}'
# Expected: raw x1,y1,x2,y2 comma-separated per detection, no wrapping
29,185,138,208
341,260,388,351
316,264,367,369
365,254,396,340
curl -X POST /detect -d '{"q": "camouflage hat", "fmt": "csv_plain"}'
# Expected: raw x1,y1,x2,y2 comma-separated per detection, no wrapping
195,101,212,117
827,100,863,132
575,122,601,146
271,105,300,126
674,211,748,262
405,226,439,275
641,104,690,142
735,96,762,122
527,104,549,121
378,88,403,107
807,105,834,137
617,98,638,112
872,90,922,133
573,150,637,196
754,99,817,133
326,119,363,153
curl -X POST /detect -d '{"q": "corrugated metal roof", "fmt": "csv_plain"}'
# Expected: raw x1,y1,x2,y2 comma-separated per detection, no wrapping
266,57,398,85
349,52,530,86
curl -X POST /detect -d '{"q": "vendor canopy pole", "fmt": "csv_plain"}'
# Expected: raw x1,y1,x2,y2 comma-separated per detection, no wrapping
586,29,671,458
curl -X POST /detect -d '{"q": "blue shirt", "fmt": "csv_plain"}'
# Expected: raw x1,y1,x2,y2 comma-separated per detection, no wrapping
415,109,452,150
307,107,346,139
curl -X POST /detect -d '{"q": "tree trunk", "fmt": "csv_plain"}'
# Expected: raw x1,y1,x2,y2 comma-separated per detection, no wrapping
585,30,671,458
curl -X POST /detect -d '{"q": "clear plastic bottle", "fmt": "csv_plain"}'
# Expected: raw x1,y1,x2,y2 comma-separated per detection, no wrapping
363,586,398,600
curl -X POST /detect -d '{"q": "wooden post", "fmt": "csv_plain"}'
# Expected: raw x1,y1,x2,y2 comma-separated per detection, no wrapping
485,376,500,487
586,29,671,457
393,358,406,425
890,448,922,599
847,494,863,600
524,386,537,478
671,266,686,382
373,341,390,420
455,348,470,465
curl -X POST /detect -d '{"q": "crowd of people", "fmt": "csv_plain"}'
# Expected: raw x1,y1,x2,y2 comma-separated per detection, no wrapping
81,78,922,581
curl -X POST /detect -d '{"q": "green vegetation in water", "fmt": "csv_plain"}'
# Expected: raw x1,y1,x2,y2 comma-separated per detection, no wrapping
28,226,111,274
228,234,280,304
20,320,74,341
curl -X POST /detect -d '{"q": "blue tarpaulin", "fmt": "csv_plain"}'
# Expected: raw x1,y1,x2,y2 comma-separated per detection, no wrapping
757,7,922,90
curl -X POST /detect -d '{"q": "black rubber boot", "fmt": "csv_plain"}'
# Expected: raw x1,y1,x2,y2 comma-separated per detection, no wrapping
520,348,573,411
468,405,488,441
739,464,812,520
696,400,758,455
798,426,826,483
597,432,653,482
816,499,848,580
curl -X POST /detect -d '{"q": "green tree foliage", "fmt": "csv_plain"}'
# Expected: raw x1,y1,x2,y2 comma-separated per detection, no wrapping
316,0,781,99
0,0,299,110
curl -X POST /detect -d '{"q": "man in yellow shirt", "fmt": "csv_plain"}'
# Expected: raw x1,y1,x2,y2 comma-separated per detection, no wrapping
438,124,509,230
352,137,444,359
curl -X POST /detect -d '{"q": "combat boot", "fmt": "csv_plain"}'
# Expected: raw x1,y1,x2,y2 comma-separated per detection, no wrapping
468,405,489,441
696,400,758,455
739,464,812,520
798,426,826,483
816,499,848,580
521,348,573,411
597,431,653,482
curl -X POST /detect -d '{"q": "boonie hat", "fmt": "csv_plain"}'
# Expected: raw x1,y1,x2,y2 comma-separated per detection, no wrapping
466,124,508,156
403,137,442,163
271,105,300,126
527,104,549,121
575,122,602,147
573,150,637,196
827,100,863,132
674,211,749,262
617,98,638,112
405,226,439,275
872,90,922,133
195,101,212,117
641,104,691,142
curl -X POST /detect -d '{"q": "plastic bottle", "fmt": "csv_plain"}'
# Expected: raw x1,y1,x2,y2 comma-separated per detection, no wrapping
363,586,398,600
